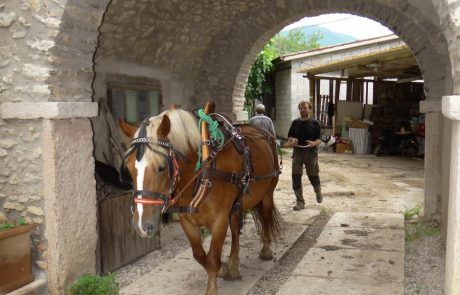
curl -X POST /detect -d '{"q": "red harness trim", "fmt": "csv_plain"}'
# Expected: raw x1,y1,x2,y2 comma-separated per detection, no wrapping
134,198,165,205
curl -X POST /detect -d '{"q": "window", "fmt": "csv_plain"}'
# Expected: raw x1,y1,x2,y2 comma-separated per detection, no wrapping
108,85,162,124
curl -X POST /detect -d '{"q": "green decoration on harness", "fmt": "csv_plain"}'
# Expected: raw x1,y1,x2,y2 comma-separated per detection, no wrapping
195,108,225,171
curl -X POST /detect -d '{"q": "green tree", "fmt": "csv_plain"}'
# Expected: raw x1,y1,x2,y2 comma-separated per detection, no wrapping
245,29,323,114
269,29,323,57
244,44,275,113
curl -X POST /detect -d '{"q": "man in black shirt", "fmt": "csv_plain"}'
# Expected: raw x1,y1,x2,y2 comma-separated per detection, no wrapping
287,101,323,210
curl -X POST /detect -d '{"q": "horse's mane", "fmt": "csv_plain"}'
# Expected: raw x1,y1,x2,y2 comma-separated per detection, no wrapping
137,109,201,166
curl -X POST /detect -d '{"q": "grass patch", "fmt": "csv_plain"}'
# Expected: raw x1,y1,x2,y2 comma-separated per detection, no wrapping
405,221,439,241
319,206,334,216
401,205,422,221
403,204,439,241
69,273,119,295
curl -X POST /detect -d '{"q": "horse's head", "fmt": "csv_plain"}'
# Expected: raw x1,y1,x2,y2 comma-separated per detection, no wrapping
120,109,200,238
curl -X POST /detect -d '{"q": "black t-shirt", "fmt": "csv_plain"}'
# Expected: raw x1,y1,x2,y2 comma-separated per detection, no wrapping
288,118,321,147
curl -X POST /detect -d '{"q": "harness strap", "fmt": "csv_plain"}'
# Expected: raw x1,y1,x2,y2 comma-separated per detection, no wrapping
166,206,198,213
201,169,243,185
253,170,282,181
133,190,168,201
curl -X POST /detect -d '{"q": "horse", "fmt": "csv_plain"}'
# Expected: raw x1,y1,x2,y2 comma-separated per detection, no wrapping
120,106,282,295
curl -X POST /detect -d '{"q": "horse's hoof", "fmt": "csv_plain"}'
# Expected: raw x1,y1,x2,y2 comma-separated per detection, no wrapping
223,273,242,281
218,262,228,278
259,253,274,261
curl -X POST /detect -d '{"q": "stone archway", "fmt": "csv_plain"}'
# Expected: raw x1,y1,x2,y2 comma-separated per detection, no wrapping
2,0,460,293
195,0,450,260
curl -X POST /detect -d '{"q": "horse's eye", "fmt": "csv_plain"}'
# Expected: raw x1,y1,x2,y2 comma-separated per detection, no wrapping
158,166,166,172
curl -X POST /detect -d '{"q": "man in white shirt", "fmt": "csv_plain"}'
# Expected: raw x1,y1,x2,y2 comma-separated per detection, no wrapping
249,104,276,137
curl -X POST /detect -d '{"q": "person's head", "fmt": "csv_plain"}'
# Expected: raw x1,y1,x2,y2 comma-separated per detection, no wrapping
298,101,312,118
255,104,265,114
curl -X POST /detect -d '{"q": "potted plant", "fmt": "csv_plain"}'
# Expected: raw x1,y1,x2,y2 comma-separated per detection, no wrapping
0,218,35,294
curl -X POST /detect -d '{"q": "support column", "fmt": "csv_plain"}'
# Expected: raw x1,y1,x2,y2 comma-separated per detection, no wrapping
1,102,98,294
442,95,460,295
419,100,442,222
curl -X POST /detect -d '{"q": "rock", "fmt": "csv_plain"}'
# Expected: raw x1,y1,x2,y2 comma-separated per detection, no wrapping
28,206,44,216
3,201,25,211
0,12,15,27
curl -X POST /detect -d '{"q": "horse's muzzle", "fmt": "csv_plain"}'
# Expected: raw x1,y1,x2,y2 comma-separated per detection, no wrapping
144,223,156,237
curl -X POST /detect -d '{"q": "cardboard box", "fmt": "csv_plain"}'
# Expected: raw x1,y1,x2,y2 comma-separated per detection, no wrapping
349,119,370,129
335,143,352,154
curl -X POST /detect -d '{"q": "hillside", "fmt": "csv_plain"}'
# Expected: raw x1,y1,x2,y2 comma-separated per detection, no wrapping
282,25,356,47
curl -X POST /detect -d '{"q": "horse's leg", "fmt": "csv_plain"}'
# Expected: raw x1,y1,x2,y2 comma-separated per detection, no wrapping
204,216,229,295
259,190,275,261
179,218,207,267
219,210,242,280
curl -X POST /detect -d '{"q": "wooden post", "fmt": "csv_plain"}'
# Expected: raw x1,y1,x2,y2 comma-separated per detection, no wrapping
316,79,321,119
309,75,315,118
346,79,352,101
201,102,211,160
333,79,341,135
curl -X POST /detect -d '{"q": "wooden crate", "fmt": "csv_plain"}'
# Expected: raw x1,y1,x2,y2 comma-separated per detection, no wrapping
97,192,160,273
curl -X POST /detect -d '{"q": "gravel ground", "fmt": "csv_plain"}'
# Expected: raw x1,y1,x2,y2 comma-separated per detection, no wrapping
404,232,445,295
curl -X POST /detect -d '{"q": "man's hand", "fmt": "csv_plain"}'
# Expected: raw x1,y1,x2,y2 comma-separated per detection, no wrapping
305,139,322,148
283,137,298,148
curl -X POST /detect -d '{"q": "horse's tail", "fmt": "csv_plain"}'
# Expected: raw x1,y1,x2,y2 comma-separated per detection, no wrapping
251,201,283,243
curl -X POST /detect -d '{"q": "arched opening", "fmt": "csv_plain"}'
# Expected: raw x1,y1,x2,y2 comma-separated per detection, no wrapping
31,1,453,293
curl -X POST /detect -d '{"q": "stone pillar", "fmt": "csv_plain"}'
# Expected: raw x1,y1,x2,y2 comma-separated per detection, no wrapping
419,100,442,221
442,95,460,295
0,102,98,294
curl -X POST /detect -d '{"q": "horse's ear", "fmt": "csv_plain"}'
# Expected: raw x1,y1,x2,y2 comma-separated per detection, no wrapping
157,115,171,139
119,118,138,138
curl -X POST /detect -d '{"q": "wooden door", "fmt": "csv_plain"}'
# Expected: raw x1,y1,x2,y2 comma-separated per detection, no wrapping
97,192,160,273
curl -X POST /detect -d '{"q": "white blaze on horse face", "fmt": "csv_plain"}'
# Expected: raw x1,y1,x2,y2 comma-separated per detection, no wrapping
135,158,148,235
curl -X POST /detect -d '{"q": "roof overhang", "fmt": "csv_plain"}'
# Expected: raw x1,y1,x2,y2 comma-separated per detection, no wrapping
297,45,420,80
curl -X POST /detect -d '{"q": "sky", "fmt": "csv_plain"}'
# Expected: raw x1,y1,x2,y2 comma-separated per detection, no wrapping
282,13,394,40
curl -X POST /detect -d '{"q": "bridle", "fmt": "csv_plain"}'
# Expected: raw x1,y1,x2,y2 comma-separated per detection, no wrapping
121,120,182,214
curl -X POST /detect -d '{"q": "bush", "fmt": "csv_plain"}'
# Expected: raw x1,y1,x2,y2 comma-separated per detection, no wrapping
69,273,119,295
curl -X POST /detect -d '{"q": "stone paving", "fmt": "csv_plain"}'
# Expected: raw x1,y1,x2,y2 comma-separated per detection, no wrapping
121,211,404,294
277,212,404,295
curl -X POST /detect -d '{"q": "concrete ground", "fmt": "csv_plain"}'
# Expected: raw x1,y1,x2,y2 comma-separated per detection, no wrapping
119,153,423,294
120,211,404,295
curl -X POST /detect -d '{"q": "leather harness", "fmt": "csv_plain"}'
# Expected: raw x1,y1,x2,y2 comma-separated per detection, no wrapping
121,113,282,226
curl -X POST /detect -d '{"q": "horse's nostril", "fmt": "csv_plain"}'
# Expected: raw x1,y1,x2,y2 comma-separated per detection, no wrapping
144,223,155,235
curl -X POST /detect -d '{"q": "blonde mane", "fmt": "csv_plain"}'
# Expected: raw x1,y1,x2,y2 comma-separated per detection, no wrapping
139,109,201,166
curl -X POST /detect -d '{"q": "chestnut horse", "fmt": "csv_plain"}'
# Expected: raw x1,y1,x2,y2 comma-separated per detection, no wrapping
120,108,282,295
